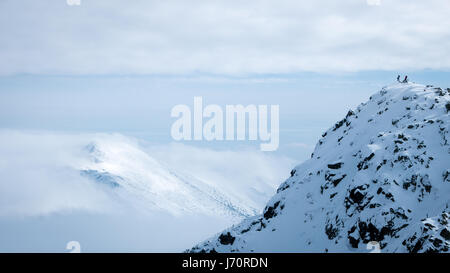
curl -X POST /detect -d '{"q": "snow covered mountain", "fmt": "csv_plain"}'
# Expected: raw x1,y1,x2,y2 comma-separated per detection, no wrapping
74,136,256,219
190,82,450,253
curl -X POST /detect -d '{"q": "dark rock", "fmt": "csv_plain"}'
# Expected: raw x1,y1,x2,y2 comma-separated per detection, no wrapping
349,187,365,204
357,153,375,170
263,201,280,220
332,119,346,131
325,223,340,240
327,162,343,169
348,236,359,248
440,228,450,240
290,169,296,177
219,232,235,245
346,110,355,118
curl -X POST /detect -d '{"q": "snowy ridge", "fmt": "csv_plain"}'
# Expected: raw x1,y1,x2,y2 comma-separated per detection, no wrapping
75,138,254,219
190,83,450,253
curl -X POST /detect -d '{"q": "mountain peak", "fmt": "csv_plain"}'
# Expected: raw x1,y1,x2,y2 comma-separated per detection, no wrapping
190,82,450,253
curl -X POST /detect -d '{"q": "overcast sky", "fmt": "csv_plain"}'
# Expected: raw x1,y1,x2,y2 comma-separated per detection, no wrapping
1,0,449,160
1,0,449,75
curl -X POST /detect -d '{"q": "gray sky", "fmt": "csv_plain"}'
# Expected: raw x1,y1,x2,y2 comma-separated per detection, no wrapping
0,0,449,160
1,0,450,75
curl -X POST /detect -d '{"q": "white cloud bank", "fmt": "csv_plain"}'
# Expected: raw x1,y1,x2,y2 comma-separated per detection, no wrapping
0,0,449,75
147,143,295,211
0,130,293,218
0,131,119,217
0,130,294,251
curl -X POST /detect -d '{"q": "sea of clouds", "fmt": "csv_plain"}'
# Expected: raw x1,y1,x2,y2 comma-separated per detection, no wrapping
0,130,294,252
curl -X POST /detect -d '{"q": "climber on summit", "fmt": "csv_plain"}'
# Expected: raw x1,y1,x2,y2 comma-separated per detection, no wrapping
397,75,400,82
402,75,408,83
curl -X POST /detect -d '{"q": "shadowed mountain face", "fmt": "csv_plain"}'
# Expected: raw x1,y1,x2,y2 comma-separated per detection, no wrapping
190,83,450,253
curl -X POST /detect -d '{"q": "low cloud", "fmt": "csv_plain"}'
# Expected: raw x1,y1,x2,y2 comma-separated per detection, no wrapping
0,130,295,251
147,142,295,210
0,130,294,218
0,131,118,217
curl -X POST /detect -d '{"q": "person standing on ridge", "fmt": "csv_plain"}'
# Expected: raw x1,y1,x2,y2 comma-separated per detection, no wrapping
397,75,400,82
403,75,408,83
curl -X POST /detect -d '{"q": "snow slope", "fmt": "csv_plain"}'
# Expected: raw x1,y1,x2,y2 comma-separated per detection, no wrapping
190,83,450,253
73,136,256,219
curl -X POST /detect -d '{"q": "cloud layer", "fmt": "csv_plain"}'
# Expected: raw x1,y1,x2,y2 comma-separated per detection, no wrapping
0,131,118,217
0,130,293,217
0,130,295,251
147,143,295,210
0,0,449,75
